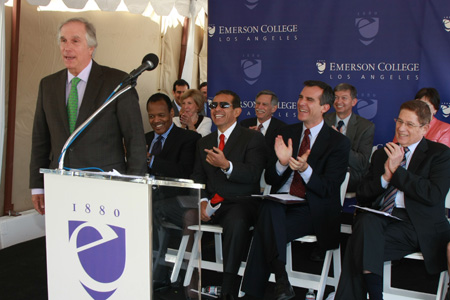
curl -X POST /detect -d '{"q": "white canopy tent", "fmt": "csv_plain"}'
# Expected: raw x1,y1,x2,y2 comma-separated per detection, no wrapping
0,0,208,214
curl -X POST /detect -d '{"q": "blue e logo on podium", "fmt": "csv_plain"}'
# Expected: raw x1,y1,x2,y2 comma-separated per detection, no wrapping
69,221,126,299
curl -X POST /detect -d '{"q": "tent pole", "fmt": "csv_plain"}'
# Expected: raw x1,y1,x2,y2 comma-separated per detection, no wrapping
178,17,189,79
3,0,21,216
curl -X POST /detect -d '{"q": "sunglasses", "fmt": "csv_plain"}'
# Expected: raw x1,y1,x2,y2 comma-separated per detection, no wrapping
209,102,232,109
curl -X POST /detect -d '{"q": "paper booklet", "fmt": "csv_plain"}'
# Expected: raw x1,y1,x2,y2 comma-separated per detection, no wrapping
351,205,403,221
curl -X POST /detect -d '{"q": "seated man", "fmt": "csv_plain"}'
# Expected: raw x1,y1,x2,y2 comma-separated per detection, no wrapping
335,100,450,300
324,83,375,193
241,80,350,300
145,93,201,290
146,92,201,179
192,90,267,300
240,89,286,149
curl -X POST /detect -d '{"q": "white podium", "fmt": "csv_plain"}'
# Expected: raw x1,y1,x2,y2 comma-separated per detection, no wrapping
42,169,203,300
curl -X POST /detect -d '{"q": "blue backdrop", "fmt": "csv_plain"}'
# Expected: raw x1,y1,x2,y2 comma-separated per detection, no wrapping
207,0,450,145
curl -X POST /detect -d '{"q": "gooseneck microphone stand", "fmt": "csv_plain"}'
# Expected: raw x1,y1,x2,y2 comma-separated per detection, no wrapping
57,80,136,171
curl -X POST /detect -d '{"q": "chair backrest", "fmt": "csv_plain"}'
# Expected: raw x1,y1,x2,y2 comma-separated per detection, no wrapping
445,188,450,210
340,172,350,206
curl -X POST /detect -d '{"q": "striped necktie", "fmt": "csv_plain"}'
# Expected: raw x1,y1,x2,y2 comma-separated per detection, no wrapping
380,147,410,214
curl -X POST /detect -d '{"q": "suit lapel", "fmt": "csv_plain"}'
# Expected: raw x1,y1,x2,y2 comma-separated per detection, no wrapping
223,125,241,157
288,123,303,157
346,113,357,143
407,138,428,173
161,126,180,156
308,124,330,164
77,61,104,126
56,71,70,135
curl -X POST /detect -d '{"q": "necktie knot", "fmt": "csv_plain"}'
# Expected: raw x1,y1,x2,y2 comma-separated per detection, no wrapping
304,128,310,137
219,134,225,151
71,77,81,87
336,120,345,132
257,123,263,132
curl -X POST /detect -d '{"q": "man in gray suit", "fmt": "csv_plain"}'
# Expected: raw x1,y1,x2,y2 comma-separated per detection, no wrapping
324,83,375,193
30,18,147,215
171,79,189,116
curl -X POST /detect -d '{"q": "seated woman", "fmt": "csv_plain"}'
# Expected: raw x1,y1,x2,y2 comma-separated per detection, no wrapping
173,89,212,137
394,87,450,147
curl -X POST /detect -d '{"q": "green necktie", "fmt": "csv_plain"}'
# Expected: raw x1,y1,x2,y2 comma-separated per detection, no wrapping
67,77,81,133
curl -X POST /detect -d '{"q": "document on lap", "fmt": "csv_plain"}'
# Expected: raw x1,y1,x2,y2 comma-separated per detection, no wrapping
351,205,403,221
252,193,306,204
206,201,221,217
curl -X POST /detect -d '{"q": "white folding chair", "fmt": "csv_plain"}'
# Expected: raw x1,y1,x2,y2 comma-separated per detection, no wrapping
382,189,450,300
282,172,350,300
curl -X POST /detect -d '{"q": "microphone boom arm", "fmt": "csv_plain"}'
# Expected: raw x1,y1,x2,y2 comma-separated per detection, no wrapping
58,83,134,171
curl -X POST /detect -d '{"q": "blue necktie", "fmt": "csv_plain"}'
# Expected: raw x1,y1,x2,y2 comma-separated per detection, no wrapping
151,136,164,155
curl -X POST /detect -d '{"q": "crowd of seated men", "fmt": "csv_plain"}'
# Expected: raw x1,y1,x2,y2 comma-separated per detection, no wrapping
144,78,450,300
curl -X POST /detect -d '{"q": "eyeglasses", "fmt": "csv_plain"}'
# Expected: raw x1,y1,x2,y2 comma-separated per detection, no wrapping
394,118,425,129
209,102,232,109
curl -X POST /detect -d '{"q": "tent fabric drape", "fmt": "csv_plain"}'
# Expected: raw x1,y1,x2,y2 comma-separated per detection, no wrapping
26,0,207,17
1,1,207,213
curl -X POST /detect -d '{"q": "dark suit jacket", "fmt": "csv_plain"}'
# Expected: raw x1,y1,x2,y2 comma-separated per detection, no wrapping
30,61,147,189
240,117,286,149
324,112,374,192
145,125,201,179
357,138,450,274
265,122,350,250
191,125,267,201
172,100,180,116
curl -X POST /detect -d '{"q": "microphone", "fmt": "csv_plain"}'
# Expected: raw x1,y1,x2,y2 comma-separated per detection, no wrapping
122,53,159,85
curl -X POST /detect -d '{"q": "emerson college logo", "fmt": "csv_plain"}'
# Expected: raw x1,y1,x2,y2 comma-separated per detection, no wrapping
68,221,126,300
355,12,379,46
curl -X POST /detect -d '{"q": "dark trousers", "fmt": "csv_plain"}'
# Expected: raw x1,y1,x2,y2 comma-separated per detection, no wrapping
241,200,314,299
211,198,261,275
335,208,420,300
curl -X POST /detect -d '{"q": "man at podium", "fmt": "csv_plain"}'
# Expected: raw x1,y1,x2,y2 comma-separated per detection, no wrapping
29,18,147,215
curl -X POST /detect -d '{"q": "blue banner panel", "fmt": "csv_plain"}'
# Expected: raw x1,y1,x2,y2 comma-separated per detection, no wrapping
207,0,450,145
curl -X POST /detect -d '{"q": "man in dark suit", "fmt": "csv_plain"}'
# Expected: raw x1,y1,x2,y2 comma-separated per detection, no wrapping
335,100,450,300
145,93,201,291
240,89,286,149
324,83,375,193
145,93,201,179
171,79,189,116
29,18,147,215
191,90,267,299
241,80,350,300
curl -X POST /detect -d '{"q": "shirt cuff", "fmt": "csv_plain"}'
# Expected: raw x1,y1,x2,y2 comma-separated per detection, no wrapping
276,160,289,175
299,165,312,184
32,188,44,195
381,175,389,188
221,161,233,177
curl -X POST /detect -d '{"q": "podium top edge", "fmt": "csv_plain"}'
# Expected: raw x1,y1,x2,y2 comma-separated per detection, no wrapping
40,168,205,189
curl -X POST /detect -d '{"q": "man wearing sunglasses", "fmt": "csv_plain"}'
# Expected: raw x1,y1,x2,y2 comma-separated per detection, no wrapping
335,100,450,300
191,90,267,300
